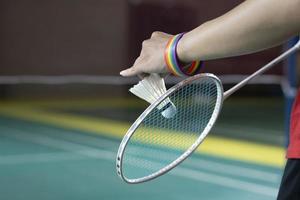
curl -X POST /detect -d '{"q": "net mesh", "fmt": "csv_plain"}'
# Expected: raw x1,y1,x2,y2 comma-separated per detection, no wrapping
122,76,221,181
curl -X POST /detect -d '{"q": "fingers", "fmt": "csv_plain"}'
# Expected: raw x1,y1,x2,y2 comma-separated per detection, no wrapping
120,61,148,77
120,31,172,77
120,57,144,77
120,66,148,78
120,67,139,77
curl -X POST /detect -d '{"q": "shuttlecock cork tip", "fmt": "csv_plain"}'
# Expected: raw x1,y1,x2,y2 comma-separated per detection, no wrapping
160,102,177,119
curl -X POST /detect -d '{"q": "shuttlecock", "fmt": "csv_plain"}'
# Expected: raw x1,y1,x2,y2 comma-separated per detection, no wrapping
129,74,177,118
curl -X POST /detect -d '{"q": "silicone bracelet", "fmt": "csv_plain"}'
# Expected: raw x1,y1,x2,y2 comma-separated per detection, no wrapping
164,33,202,76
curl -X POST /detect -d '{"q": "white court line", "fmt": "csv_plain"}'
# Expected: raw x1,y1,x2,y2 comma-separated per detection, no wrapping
0,74,283,85
0,152,85,164
1,128,280,183
0,127,116,158
31,125,280,183
0,150,117,165
125,156,277,197
173,168,277,197
128,147,280,183
0,126,279,197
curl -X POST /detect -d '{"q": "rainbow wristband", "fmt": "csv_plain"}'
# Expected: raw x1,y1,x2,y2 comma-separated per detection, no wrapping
164,33,203,76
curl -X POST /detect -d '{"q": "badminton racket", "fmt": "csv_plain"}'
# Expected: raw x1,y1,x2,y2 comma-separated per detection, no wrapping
116,39,300,184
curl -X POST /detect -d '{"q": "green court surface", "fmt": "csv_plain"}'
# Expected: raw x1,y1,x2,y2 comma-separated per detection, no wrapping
0,98,285,200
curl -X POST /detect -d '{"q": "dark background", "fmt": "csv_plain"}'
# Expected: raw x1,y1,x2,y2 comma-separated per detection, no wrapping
0,0,286,97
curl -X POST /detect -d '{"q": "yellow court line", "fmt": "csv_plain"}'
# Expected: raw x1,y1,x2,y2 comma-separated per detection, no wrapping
0,98,147,109
0,103,285,168
0,106,130,139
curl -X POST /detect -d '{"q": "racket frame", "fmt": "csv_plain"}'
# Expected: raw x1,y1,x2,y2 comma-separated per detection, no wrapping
116,73,224,184
117,38,300,184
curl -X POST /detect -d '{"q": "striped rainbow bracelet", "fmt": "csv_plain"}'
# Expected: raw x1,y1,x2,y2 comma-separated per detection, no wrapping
164,33,203,76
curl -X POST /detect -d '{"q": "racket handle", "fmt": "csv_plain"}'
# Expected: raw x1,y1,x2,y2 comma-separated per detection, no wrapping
224,38,300,100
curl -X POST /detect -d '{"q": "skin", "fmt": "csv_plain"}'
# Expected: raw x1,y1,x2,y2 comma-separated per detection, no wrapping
120,0,300,77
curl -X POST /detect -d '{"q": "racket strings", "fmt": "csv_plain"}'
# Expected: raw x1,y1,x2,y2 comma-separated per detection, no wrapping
122,77,220,180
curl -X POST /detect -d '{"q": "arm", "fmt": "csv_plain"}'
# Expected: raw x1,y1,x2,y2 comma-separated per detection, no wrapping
120,0,300,77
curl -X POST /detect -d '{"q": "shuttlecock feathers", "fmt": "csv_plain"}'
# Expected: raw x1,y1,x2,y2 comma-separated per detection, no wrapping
129,74,177,118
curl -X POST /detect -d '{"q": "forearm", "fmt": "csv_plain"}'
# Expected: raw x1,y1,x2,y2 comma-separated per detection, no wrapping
178,0,300,62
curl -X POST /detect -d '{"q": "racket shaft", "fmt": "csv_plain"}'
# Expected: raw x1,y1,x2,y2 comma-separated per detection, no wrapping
224,39,300,99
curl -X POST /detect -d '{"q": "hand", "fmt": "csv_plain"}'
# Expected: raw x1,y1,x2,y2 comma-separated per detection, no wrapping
120,32,173,77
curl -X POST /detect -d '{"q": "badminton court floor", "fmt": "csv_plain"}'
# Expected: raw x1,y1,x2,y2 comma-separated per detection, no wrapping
0,98,286,200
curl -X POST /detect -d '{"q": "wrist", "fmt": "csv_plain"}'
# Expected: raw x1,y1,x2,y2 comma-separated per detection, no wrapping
176,33,190,63
164,33,203,76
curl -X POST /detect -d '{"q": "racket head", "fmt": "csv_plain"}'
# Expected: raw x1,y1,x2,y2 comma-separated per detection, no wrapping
116,73,224,183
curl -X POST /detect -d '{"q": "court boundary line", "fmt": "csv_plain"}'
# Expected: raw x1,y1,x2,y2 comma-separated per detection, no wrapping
1,123,281,183
0,151,87,165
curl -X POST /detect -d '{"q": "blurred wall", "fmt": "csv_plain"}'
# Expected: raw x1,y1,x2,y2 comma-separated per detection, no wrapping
0,0,127,76
127,0,283,75
0,0,284,77
0,0,287,98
